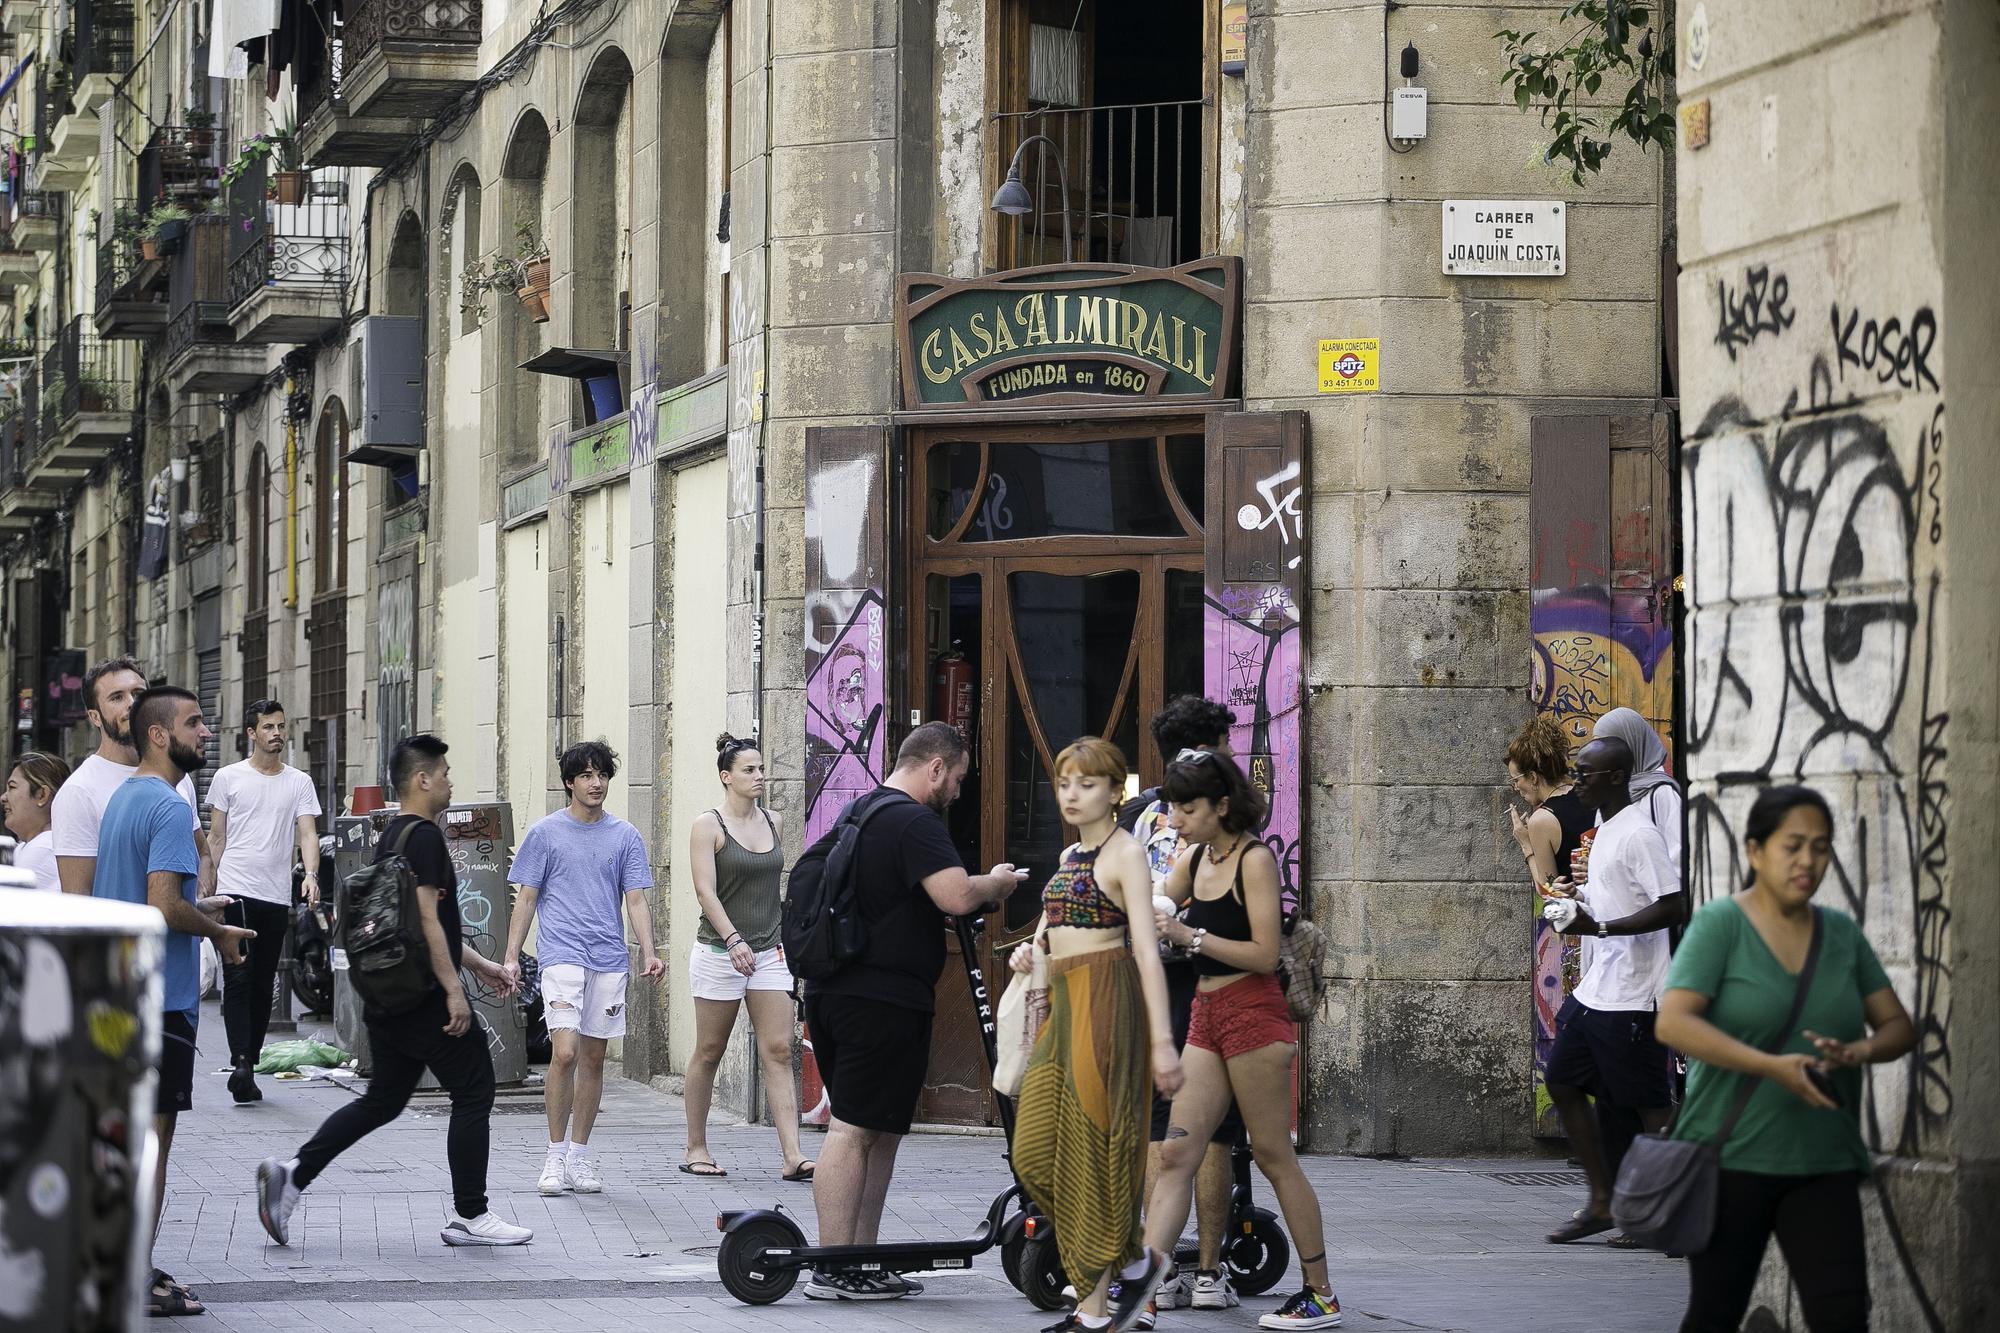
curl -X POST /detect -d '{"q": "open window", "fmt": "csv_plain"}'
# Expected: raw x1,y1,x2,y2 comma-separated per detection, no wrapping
989,0,1210,269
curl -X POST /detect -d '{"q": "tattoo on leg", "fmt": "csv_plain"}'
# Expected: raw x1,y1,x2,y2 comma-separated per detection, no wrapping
1299,1252,1324,1266
1166,1127,1190,1140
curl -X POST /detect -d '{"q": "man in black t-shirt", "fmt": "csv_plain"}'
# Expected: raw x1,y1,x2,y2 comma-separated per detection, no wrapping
803,722,1027,1302
254,736,534,1249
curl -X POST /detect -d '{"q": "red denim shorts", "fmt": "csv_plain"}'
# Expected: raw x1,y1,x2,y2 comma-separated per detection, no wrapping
1185,972,1295,1060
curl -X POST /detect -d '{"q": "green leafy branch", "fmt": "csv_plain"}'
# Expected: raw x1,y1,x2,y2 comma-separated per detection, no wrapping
1498,1,1676,185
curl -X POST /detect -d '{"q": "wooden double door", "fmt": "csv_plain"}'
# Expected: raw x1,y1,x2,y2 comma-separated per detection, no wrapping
905,420,1209,1123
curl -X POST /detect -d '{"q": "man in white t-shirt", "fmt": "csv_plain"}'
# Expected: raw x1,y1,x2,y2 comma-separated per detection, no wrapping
53,657,210,897
1538,735,1686,1245
207,699,323,1103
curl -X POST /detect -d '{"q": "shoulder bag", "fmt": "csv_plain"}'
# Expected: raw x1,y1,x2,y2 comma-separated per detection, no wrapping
1610,906,1822,1254
993,919,1049,1099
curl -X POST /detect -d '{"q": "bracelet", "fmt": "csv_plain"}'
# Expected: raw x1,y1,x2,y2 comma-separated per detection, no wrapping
1190,928,1207,955
724,933,744,948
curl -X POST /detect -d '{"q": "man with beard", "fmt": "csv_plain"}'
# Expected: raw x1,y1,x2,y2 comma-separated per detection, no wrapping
54,657,213,897
94,686,255,1317
802,722,1026,1300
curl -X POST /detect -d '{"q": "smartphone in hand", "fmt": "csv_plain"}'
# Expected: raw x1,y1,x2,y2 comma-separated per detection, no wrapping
1805,1064,1843,1107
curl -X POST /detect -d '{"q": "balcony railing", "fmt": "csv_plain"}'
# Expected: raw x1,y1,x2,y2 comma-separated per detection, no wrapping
165,216,234,364
345,0,480,68
72,0,136,89
992,98,1205,269
227,160,350,310
31,318,125,444
139,125,227,208
5,189,61,242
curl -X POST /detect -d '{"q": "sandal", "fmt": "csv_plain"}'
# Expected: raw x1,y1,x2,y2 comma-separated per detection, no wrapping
147,1270,206,1317
679,1156,728,1177
1605,1232,1644,1250
1546,1210,1616,1244
781,1160,816,1183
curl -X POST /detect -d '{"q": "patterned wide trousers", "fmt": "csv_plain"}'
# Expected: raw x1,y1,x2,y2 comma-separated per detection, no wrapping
1013,947,1151,1293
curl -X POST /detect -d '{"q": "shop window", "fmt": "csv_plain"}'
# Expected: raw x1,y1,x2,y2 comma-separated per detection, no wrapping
927,435,1203,541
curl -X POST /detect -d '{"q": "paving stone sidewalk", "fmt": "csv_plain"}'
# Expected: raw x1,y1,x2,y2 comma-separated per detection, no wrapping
157,1001,1681,1332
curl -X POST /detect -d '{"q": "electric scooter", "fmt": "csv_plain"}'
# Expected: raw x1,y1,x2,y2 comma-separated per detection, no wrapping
1173,1140,1291,1298
715,913,1051,1305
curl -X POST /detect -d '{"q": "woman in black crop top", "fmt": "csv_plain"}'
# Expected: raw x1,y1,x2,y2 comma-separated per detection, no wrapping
1142,750,1345,1330
1008,737,1182,1333
1507,713,1590,889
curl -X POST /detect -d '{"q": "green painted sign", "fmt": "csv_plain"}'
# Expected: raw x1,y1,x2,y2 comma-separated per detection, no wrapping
896,259,1240,409
567,418,631,489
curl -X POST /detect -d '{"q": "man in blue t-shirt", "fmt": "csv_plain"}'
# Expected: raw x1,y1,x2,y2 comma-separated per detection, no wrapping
502,739,661,1196
94,686,254,1317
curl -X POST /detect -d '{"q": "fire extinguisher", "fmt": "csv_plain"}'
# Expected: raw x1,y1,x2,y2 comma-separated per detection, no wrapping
932,643,976,746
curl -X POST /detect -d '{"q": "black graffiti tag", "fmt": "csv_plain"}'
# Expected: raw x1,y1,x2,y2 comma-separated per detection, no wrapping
1714,265,1795,360
1831,302,1939,392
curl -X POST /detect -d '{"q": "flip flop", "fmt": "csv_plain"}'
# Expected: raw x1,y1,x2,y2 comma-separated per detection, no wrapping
147,1270,205,1317
1546,1210,1617,1244
782,1161,816,1182
679,1159,728,1177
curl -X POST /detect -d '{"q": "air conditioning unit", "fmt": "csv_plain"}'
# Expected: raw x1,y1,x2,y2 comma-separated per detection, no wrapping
346,315,423,467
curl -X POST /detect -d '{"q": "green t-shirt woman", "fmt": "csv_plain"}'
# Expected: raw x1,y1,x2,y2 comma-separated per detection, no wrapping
1655,786,1916,1333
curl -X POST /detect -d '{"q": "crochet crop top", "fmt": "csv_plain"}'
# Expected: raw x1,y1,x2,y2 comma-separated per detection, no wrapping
1041,837,1127,930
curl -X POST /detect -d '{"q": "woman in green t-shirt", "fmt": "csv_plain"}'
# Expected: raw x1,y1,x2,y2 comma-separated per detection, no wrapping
1655,786,1916,1332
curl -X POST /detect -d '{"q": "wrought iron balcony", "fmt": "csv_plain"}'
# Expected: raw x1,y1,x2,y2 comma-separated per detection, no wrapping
164,216,263,394
6,190,61,252
32,317,129,464
297,0,482,165
139,124,228,207
95,205,171,339
72,0,136,108
227,162,351,343
991,98,1206,269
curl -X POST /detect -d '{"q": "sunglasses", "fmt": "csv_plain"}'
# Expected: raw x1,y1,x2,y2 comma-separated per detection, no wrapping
1172,748,1220,765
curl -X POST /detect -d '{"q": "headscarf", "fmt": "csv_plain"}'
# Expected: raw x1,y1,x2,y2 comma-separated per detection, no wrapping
1591,707,1677,798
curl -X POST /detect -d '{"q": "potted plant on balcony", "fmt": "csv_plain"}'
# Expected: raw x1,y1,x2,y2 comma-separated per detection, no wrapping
514,216,552,322
184,107,217,154
144,203,191,260
77,371,119,413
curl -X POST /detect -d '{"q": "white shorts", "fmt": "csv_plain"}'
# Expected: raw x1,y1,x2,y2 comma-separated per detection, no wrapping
540,964,629,1040
688,942,794,1002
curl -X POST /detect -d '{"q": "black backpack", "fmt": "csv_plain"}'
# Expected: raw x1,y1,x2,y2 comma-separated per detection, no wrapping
782,790,901,982
338,821,437,1016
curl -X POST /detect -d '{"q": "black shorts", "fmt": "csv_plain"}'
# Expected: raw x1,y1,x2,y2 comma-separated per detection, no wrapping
1546,996,1674,1110
158,1010,198,1115
804,991,933,1136
1150,961,1246,1145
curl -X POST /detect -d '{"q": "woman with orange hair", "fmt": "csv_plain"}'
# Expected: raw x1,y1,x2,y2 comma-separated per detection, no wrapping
1011,737,1183,1333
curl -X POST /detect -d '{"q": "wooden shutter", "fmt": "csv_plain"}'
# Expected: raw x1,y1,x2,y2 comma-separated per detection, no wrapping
801,425,890,845
1204,409,1309,914
1527,411,1678,1136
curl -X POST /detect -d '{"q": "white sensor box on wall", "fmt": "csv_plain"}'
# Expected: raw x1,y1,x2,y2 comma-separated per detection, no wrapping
1392,87,1429,142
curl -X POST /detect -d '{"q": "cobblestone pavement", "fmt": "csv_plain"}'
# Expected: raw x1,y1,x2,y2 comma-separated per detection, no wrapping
156,1002,1682,1332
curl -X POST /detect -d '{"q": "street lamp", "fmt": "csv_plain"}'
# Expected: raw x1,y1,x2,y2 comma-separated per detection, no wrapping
990,133,1072,260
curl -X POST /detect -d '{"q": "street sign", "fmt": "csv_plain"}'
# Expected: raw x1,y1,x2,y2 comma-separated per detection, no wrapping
1442,200,1566,277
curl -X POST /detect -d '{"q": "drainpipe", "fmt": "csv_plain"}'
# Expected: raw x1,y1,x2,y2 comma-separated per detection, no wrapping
751,0,774,747
283,375,299,608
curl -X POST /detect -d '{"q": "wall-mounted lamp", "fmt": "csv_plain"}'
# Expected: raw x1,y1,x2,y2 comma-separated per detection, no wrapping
169,456,189,484
1392,42,1428,145
991,134,1072,258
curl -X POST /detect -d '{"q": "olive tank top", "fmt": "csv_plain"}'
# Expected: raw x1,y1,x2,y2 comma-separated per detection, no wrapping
697,808,784,951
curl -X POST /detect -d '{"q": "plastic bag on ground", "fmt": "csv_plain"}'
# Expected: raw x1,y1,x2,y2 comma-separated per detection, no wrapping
255,1038,353,1074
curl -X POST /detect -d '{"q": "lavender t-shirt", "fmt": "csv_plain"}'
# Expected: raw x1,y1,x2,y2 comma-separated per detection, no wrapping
509,810,653,973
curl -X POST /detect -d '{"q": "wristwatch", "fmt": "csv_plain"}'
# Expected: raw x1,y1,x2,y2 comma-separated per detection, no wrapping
1596,919,1610,939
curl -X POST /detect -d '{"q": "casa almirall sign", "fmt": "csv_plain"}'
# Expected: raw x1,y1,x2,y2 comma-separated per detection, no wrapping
1441,200,1566,277
896,259,1241,408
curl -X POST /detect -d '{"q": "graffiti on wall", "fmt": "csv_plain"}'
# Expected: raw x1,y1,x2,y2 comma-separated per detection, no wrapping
1207,444,1305,916
1526,414,1677,1133
1689,262,1949,1327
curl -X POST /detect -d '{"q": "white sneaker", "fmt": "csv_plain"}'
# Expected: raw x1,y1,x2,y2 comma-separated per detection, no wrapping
1156,1270,1191,1309
441,1212,534,1246
538,1150,570,1196
1191,1271,1239,1309
255,1158,301,1246
567,1150,602,1194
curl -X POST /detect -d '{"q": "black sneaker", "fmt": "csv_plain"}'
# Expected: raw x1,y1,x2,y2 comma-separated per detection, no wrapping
229,1062,262,1105
1041,1315,1112,1333
802,1271,898,1301
1111,1248,1168,1333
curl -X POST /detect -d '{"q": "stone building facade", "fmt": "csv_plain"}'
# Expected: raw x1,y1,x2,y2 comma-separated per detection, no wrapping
5,0,1989,1320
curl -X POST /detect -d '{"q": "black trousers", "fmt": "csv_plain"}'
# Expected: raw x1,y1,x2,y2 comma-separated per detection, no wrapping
293,989,496,1219
1680,1169,1870,1332
221,897,293,1066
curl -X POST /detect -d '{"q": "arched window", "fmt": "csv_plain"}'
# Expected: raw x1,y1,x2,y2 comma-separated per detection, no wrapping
574,46,634,354
313,399,350,596
500,110,551,473
443,164,485,338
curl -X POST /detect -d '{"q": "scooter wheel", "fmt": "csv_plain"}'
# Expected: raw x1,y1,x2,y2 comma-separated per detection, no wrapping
1001,1230,1027,1291
1018,1233,1070,1312
1224,1206,1290,1298
717,1217,805,1305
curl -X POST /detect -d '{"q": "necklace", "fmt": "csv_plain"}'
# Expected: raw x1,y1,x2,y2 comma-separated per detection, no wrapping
1206,837,1240,865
